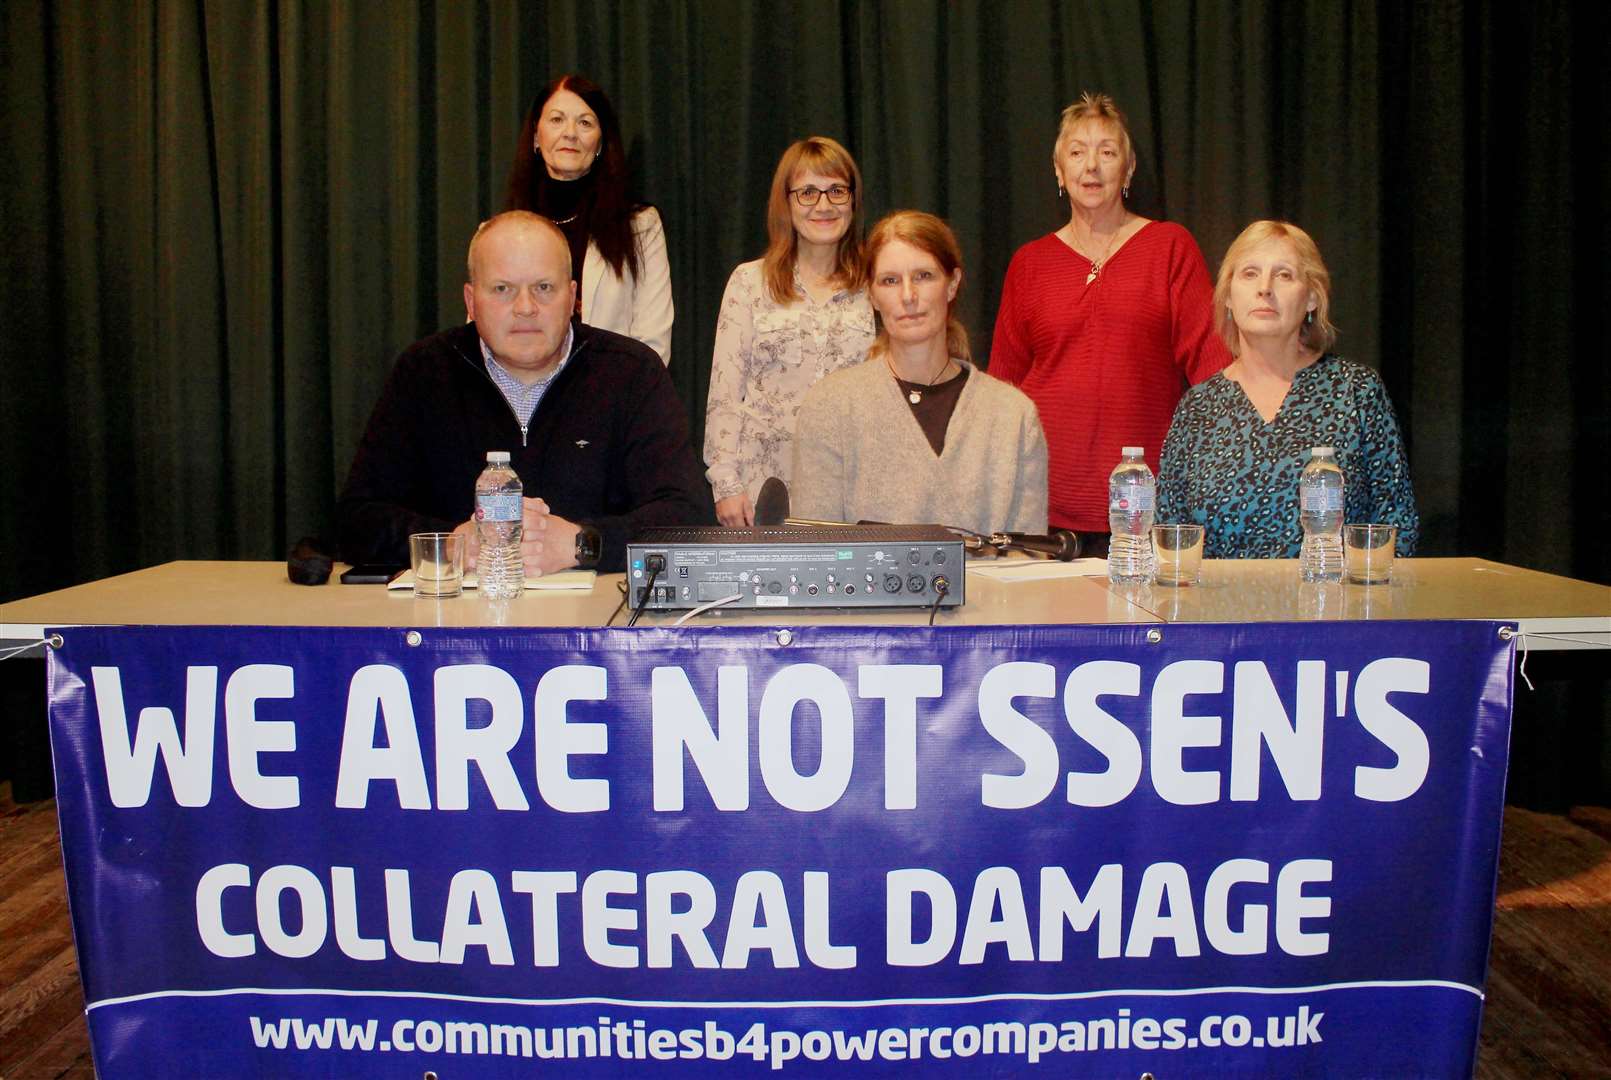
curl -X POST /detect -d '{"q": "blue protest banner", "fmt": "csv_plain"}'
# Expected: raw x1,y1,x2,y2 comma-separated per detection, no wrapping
48,620,1513,1076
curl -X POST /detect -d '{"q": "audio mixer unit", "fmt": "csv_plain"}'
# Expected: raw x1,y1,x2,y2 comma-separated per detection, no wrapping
626,525,966,611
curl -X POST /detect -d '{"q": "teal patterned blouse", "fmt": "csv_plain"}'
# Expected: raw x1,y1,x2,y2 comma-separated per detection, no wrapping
1158,355,1420,558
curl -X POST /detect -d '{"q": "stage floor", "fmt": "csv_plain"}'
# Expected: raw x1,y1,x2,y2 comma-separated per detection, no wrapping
2,788,1608,1077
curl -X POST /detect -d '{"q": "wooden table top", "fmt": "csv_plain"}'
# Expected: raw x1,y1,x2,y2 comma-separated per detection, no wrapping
2,557,1605,649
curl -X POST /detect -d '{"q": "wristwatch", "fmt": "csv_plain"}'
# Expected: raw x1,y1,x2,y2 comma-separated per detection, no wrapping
574,524,602,569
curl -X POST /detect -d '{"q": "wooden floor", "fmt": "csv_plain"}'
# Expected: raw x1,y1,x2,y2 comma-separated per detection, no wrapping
0,788,93,1079
2,787,1609,1078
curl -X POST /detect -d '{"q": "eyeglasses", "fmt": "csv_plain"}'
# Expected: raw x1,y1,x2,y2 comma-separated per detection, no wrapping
790,184,853,207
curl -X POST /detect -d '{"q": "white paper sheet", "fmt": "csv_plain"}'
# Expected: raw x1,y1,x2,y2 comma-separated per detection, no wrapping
965,558,1110,582
388,569,597,592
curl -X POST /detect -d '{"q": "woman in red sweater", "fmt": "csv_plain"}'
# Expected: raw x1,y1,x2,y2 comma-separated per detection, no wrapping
988,92,1229,547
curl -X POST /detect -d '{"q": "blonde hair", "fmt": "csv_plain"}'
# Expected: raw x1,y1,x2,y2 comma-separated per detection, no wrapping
1052,91,1136,176
1213,220,1338,356
864,210,970,364
761,136,866,305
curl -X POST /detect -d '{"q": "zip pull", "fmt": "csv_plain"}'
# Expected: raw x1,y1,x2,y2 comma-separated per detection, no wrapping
521,424,529,448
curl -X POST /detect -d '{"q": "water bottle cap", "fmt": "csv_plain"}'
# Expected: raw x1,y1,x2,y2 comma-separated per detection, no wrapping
487,450,511,463
1121,446,1144,457
1310,446,1334,457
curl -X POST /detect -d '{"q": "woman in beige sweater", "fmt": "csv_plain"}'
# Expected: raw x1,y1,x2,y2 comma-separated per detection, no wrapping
792,211,1048,536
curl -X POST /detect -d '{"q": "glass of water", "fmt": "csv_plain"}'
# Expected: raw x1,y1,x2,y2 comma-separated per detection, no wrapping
1344,524,1398,585
409,532,464,598
1151,524,1205,586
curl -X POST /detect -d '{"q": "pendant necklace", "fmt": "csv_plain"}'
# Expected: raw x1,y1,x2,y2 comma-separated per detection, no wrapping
1082,221,1124,285
889,353,952,404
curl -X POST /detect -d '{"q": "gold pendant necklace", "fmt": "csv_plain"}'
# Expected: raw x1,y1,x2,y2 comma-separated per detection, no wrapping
1081,220,1125,285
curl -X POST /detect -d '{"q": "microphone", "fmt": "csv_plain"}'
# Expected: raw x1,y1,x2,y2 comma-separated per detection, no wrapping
754,477,791,527
783,515,1082,563
988,529,1082,561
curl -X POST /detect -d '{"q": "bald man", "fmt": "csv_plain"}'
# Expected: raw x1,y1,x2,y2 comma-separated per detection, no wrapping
337,211,712,576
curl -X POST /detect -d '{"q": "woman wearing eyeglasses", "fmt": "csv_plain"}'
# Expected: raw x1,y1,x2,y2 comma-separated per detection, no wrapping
703,136,876,526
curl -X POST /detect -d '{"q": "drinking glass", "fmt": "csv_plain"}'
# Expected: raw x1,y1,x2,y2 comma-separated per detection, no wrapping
409,532,464,598
1344,524,1398,585
1152,524,1205,586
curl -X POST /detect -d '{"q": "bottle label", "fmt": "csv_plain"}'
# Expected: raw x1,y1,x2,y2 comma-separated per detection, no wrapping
1300,487,1344,512
475,493,522,522
1109,486,1155,512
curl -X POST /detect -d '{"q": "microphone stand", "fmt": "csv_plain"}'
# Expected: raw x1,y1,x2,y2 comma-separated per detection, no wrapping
949,527,1083,562
782,518,1084,562
986,529,1083,561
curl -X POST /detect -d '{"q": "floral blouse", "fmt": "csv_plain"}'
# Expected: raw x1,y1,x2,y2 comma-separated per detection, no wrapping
703,259,876,503
1158,354,1420,557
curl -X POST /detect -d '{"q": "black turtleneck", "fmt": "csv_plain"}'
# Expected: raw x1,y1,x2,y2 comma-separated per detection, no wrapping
537,171,595,307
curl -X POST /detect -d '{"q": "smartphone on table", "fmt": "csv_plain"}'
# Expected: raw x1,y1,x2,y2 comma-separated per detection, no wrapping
339,564,404,585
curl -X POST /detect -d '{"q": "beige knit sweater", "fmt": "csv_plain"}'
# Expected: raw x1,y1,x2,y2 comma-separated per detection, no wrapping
791,358,1048,535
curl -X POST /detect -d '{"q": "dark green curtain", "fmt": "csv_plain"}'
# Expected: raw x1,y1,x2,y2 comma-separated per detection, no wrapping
1,0,1606,604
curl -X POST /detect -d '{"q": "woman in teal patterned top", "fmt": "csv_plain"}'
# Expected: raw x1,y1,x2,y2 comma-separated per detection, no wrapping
1158,221,1419,558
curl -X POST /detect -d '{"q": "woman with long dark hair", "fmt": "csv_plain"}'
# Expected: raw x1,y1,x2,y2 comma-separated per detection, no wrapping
505,74,673,363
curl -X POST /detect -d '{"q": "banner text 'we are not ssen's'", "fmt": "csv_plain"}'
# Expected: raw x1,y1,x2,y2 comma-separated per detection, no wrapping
49,621,1513,1076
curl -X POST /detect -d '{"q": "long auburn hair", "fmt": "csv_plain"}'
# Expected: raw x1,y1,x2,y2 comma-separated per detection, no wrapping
1213,220,1338,356
504,74,640,279
761,136,866,305
864,210,971,364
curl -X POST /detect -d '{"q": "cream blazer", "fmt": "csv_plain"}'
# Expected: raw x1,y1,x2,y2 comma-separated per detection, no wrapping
582,206,674,365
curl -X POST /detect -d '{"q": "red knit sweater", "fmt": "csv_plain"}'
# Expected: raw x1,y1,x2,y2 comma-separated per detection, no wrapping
988,222,1230,532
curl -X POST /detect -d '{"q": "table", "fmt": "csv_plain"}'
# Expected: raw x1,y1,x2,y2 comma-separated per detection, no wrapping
4,556,1604,810
3,557,1606,646
1080,559,1607,809
1094,557,1609,650
0,558,1152,640
11,557,1604,1077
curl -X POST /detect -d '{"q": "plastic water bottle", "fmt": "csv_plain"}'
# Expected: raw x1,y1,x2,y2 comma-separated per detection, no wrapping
1298,446,1345,582
474,451,524,600
1108,446,1156,584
